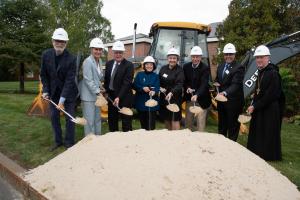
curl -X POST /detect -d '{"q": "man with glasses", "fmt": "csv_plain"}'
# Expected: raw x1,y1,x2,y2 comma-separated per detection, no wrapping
104,41,134,132
214,43,245,141
40,28,78,151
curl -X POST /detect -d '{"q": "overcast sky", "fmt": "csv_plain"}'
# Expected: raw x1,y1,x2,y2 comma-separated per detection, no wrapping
102,0,232,39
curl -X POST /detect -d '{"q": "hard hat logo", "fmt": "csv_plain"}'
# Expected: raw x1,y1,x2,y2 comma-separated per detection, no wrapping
223,43,237,54
254,45,271,56
52,28,69,41
112,41,125,51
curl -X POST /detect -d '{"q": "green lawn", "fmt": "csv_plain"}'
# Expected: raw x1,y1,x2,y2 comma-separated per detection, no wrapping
0,93,299,189
0,81,39,94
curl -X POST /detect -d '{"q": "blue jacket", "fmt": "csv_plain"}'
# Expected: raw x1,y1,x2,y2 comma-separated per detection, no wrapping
79,55,103,101
133,71,160,111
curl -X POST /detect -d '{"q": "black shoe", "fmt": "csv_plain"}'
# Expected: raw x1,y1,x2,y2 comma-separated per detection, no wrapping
49,143,63,152
64,143,73,149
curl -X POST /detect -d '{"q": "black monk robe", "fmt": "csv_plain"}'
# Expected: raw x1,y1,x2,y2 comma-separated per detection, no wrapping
247,63,283,161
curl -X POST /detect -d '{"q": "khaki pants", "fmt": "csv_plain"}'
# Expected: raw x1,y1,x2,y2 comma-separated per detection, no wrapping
185,101,208,132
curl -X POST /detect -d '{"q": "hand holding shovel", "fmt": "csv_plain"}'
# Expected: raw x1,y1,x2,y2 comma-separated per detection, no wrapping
189,91,203,115
106,96,133,116
213,82,228,102
163,90,180,113
238,100,253,124
43,98,87,125
145,89,158,107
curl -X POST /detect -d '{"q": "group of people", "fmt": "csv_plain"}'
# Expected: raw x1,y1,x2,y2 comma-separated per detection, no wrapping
41,28,284,161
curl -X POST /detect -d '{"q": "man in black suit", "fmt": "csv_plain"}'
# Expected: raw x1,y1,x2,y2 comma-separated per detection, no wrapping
40,28,78,151
183,46,211,131
215,43,245,141
104,41,134,132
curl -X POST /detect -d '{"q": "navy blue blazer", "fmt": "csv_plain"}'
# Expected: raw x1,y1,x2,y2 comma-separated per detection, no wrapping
40,48,78,101
215,60,244,102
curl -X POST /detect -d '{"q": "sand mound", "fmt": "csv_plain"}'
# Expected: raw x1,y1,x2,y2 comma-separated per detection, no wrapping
24,130,300,200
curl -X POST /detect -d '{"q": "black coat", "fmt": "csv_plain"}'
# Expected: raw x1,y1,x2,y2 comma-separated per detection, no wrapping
159,64,185,106
40,48,78,101
104,58,134,107
247,63,282,161
183,61,211,109
215,60,244,102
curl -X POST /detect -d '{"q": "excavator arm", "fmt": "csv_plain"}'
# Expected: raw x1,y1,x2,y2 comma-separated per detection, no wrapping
242,31,300,98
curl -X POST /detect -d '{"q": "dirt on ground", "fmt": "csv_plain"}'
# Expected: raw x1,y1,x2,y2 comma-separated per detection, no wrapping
24,129,300,200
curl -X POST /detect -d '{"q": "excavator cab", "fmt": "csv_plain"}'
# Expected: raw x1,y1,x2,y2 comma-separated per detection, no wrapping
148,22,211,71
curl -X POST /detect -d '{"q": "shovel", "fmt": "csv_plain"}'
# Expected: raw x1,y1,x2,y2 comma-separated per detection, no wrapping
95,93,108,107
106,96,133,116
160,89,179,112
188,91,203,115
238,100,253,124
213,82,228,102
44,98,87,125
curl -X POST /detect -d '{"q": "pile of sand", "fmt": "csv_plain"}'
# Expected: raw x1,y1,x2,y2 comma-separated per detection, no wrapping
24,130,300,200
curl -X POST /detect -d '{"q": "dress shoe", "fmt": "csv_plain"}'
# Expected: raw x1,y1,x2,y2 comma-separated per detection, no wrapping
49,143,63,152
64,143,73,149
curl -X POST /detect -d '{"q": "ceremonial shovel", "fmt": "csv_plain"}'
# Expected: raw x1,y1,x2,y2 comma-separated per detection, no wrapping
44,98,87,125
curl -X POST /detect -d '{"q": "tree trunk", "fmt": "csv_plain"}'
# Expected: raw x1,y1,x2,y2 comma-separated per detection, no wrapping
20,62,25,93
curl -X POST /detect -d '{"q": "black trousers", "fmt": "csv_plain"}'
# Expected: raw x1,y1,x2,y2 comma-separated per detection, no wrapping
138,110,156,130
49,94,75,146
217,100,244,141
107,92,132,132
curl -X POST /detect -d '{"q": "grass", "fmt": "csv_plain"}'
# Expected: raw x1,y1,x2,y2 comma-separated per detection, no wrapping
0,81,39,94
0,92,299,189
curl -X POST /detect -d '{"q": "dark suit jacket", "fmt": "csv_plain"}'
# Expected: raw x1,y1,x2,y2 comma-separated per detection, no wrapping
40,48,78,101
183,61,211,109
104,58,134,107
215,60,244,102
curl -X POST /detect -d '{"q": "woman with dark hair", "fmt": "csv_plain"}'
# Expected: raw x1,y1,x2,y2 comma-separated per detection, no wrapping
133,56,160,130
159,48,185,130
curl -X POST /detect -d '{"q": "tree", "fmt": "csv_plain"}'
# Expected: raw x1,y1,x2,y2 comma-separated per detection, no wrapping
47,0,114,55
217,0,300,114
217,0,300,58
0,0,50,92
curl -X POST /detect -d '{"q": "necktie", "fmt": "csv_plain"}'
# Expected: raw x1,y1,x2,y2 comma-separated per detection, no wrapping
222,63,229,78
109,62,118,90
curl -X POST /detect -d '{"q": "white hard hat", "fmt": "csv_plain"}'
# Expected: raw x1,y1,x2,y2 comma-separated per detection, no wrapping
89,38,104,48
254,45,271,56
112,41,125,51
143,56,155,64
190,46,203,56
52,28,69,41
223,43,236,54
167,47,180,56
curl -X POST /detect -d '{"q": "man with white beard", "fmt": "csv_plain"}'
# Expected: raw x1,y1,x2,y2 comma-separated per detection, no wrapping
40,28,78,151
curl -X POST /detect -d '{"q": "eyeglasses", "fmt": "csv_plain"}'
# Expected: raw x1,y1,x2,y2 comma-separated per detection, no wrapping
54,40,67,44
224,53,234,56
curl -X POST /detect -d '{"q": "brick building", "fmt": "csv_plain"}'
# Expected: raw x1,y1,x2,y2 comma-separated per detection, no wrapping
104,33,152,61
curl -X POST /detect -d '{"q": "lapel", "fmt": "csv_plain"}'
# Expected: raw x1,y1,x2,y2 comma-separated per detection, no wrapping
222,61,235,83
90,55,101,80
49,49,57,76
217,63,225,82
114,58,125,77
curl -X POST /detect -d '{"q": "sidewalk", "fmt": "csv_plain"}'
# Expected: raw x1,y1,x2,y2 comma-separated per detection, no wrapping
0,152,47,200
